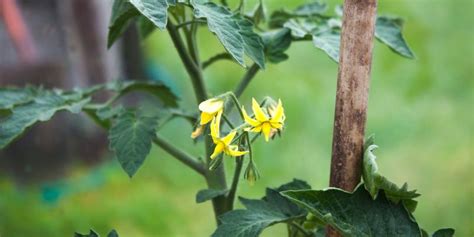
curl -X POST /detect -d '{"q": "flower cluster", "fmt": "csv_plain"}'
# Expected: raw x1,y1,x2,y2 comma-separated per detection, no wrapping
191,94,286,183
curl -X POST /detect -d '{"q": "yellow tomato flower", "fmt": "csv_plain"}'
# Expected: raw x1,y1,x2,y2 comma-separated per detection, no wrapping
199,98,224,125
210,112,248,159
242,98,285,142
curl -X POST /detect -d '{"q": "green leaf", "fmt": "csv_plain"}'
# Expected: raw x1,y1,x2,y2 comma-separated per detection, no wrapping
0,87,39,110
108,111,158,177
129,0,171,30
249,0,266,25
137,16,156,39
0,91,90,149
362,142,420,204
212,179,310,237
106,80,179,108
432,228,455,237
107,229,120,237
74,229,99,237
261,28,292,63
282,185,421,237
375,16,415,58
294,2,327,16
284,19,340,62
192,2,265,69
196,189,229,203
108,0,140,48
311,31,340,62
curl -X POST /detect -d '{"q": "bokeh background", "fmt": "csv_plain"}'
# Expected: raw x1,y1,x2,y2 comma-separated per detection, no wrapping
0,0,473,236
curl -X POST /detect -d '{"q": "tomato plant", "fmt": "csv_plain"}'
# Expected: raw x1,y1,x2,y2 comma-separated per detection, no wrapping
0,0,454,236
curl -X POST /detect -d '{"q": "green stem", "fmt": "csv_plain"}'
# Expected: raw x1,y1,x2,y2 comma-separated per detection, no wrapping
166,19,207,103
202,52,232,69
168,18,228,222
227,156,244,209
235,63,260,98
290,222,313,237
153,135,206,175
176,19,206,29
220,0,228,6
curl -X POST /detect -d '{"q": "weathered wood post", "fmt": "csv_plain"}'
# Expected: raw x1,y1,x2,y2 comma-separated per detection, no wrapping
328,0,378,236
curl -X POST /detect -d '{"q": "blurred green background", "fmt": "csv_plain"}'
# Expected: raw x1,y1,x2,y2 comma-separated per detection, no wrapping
0,0,473,236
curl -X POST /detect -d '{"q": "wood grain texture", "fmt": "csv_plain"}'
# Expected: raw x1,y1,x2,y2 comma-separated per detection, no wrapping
328,0,377,235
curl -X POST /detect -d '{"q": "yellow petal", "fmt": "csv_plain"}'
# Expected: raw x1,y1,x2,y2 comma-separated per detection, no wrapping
227,145,248,157
221,130,237,145
200,112,214,125
252,98,268,122
191,125,204,139
270,122,283,129
199,98,224,114
262,122,272,142
210,112,222,138
270,99,284,123
242,106,260,127
210,143,225,159
250,126,262,133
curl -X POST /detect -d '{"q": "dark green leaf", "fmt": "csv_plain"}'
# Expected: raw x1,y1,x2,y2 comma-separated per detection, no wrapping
0,87,39,110
294,2,327,16
363,143,420,204
107,229,119,237
432,228,455,237
268,10,293,29
96,105,125,121
108,0,140,48
282,185,421,237
261,28,292,63
108,111,158,177
196,189,229,203
311,31,340,62
0,91,90,149
129,0,171,30
137,16,156,39
375,16,415,58
106,80,179,108
74,229,99,237
192,2,265,68
249,0,266,25
284,19,340,62
212,179,310,237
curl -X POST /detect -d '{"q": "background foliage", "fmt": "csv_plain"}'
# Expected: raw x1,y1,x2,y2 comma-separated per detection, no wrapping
0,0,472,236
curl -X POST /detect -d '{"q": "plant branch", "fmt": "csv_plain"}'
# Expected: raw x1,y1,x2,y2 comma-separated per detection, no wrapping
227,156,243,209
202,52,233,69
176,19,206,29
235,63,260,98
166,19,207,103
153,135,207,175
290,222,313,237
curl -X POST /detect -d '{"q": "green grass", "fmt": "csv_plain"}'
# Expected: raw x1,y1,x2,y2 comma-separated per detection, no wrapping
0,0,473,236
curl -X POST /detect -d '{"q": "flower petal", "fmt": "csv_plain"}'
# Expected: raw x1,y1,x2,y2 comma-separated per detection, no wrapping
210,143,225,159
199,98,224,114
227,145,248,157
270,99,284,123
222,130,237,145
252,98,268,122
262,122,272,142
200,112,214,125
210,112,222,138
242,106,260,127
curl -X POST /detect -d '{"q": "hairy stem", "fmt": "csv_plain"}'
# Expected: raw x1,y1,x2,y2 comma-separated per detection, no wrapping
166,19,207,103
153,135,206,175
168,18,229,222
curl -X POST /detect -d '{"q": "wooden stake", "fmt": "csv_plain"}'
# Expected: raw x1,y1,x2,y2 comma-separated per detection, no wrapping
328,0,378,235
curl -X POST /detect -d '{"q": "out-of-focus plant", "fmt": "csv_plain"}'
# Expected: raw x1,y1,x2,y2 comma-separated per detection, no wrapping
0,0,454,236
